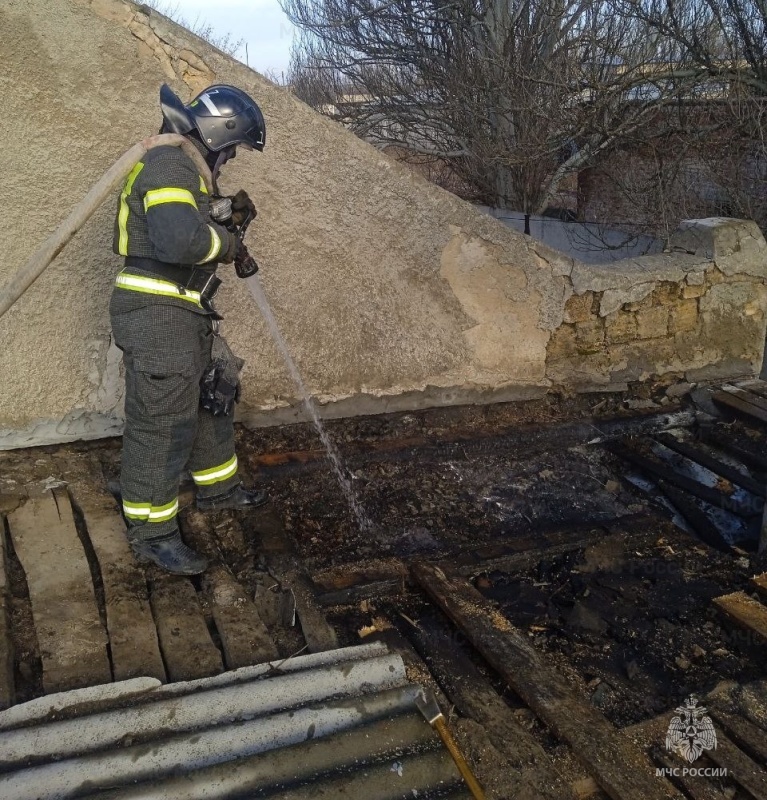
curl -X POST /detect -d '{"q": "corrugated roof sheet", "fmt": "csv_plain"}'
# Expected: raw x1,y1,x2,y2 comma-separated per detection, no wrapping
0,642,469,799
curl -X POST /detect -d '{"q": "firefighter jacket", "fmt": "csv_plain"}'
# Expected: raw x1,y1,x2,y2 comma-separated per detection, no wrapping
111,144,232,315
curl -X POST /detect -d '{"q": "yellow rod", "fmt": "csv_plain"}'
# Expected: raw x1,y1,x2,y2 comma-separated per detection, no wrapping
433,716,487,800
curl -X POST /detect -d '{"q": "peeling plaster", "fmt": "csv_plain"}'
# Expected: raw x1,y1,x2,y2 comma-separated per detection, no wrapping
439,228,550,382
86,336,125,414
0,411,124,451
599,283,655,317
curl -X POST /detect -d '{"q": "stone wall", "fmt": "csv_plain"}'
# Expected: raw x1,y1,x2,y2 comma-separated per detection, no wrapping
547,219,767,389
0,0,766,449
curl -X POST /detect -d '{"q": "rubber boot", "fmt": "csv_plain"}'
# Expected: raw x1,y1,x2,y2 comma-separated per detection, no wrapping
130,530,208,575
197,483,268,512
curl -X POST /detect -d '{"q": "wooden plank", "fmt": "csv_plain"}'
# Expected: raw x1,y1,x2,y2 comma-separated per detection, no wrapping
0,519,14,709
150,575,223,682
722,385,767,414
312,559,409,608
734,379,767,397
312,558,408,593
68,481,166,683
712,389,767,426
453,534,606,578
289,570,339,653
713,591,767,645
761,501,767,554
609,442,755,517
232,499,338,652
710,708,767,765
656,480,731,553
707,729,767,799
316,578,405,607
655,433,766,497
248,506,338,653
405,615,571,799
180,507,294,660
651,750,728,800
752,573,767,600
699,427,767,472
203,565,279,668
6,490,110,693
253,570,285,628
626,713,729,799
411,563,683,800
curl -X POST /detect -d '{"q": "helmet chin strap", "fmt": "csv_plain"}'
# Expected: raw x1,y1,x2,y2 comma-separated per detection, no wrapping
209,146,237,193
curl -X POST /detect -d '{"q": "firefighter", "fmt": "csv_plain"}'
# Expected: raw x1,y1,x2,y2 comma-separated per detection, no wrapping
110,84,268,575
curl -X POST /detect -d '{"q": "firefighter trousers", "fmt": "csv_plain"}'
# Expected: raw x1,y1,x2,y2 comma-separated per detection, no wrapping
111,303,241,541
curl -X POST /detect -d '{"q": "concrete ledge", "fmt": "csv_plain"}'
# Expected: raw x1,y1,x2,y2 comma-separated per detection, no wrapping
235,382,549,428
0,411,124,452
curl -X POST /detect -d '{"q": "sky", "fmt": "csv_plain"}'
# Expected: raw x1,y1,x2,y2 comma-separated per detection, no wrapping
166,0,297,79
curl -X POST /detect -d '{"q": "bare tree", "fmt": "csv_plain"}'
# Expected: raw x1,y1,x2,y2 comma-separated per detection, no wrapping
587,0,767,233
282,0,702,216
619,0,767,93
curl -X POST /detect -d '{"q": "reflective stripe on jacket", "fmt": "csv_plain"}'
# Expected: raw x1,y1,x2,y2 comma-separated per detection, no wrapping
112,144,228,266
114,273,204,308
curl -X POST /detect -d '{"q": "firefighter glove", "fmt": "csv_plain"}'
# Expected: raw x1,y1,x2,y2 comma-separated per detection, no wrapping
230,189,256,227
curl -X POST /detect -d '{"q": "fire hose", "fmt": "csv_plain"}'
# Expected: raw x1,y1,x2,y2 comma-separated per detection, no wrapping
0,133,214,321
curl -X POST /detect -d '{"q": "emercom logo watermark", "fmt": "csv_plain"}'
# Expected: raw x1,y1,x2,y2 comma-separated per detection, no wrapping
655,696,728,779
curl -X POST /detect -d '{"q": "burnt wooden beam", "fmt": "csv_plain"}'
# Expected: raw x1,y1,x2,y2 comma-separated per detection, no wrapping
706,729,767,800
403,613,572,799
316,578,407,607
709,707,767,766
654,433,765,498
655,480,732,553
264,557,339,654
453,533,616,578
712,591,767,646
410,563,684,800
698,428,767,472
626,717,718,798
245,410,695,478
288,571,339,652
626,714,761,800
722,385,767,413
713,388,767,426
312,558,408,606
226,499,338,653
313,526,611,603
650,749,729,800
446,523,611,577
609,442,757,518
732,379,767,399
752,573,767,601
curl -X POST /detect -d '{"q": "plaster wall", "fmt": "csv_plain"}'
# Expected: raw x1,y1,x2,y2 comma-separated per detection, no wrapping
0,0,765,449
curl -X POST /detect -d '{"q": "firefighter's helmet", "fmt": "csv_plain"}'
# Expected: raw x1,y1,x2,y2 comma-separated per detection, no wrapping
160,83,266,152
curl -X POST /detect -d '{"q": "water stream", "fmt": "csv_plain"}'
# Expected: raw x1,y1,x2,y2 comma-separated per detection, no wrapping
245,275,374,532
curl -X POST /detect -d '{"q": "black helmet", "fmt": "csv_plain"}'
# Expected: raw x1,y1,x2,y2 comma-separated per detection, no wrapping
187,85,266,152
